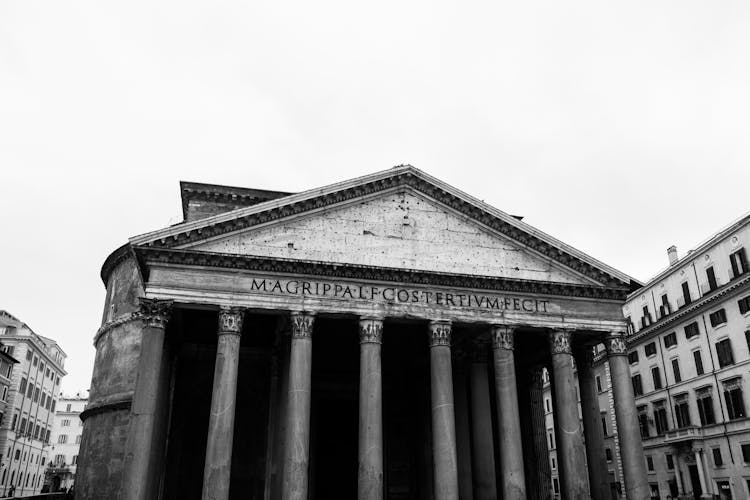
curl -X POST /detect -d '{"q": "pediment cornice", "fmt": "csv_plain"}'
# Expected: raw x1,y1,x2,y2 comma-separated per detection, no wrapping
134,246,629,300
128,166,636,290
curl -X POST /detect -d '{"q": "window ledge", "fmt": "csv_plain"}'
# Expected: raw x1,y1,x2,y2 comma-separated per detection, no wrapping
713,322,728,331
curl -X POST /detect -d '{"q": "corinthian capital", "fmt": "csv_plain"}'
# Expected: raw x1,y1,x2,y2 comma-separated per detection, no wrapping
218,306,245,336
605,334,628,356
290,312,315,339
491,325,515,351
549,329,573,355
428,320,452,347
359,318,383,344
138,298,173,329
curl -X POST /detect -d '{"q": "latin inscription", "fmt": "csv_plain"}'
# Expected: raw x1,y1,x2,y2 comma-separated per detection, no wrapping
248,278,551,313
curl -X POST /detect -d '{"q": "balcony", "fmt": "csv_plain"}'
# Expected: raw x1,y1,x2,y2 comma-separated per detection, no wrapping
664,425,703,443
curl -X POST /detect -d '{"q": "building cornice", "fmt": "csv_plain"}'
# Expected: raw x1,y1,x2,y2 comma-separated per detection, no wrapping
627,274,750,345
135,246,631,300
129,167,636,289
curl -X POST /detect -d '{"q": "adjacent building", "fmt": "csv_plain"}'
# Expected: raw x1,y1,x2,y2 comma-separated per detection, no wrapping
544,213,750,500
46,391,87,492
77,166,649,500
0,311,67,497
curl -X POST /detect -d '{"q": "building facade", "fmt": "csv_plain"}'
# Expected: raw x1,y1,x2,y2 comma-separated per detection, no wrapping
77,166,649,500
0,311,67,497
46,391,87,492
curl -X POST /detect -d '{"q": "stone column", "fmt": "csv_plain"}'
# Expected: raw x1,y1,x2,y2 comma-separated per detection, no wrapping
549,329,589,499
469,338,497,500
606,334,649,500
282,312,315,500
121,298,172,500
201,306,245,500
575,346,610,500
429,320,459,500
491,325,526,500
528,366,552,500
453,352,474,500
693,448,710,498
358,318,384,500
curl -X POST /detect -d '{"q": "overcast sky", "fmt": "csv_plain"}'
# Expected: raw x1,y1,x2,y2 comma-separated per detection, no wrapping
1,1,749,393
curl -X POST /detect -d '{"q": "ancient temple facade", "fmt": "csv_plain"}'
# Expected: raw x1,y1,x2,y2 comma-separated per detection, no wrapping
76,166,650,499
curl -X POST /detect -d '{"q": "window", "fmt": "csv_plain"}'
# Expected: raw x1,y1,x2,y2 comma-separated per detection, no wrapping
596,375,603,392
26,384,32,398
605,448,613,461
54,454,64,465
19,418,26,434
11,414,16,431
66,403,71,412
742,444,750,463
674,395,691,428
645,342,657,357
32,356,37,367
545,398,550,412
638,407,650,438
551,456,556,470
601,415,607,435
626,317,635,334
666,453,674,470
75,435,81,444
664,332,677,349
1,386,7,401
712,447,723,467
41,456,45,466
51,400,56,412
72,455,77,465
682,282,692,306
723,378,746,420
642,306,653,328
697,389,716,425
553,478,560,495
628,351,639,364
32,387,39,402
57,434,67,444
730,248,748,278
652,367,663,390
694,350,705,376
706,266,718,291
19,377,26,393
709,309,728,327
646,456,654,471
739,296,750,315
660,294,671,318
25,350,32,361
632,374,643,396
654,402,669,434
685,322,700,339
62,419,70,427
672,359,682,383
547,430,555,449
716,339,735,368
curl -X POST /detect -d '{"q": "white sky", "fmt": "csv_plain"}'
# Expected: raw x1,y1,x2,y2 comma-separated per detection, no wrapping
1,1,749,393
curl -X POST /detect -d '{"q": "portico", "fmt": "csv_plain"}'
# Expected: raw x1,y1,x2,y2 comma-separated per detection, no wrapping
77,166,650,500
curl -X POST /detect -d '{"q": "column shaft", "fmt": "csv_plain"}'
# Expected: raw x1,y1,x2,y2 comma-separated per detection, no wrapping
576,347,610,500
492,326,526,500
694,449,708,497
453,359,474,500
606,334,650,500
549,330,589,499
358,319,384,500
429,321,459,500
121,298,172,500
282,313,315,500
202,307,245,500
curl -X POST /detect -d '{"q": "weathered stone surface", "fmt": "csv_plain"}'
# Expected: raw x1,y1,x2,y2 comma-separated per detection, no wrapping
358,319,383,500
191,191,593,285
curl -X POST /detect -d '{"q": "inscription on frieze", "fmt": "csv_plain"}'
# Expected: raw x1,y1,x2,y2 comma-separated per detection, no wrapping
244,277,553,314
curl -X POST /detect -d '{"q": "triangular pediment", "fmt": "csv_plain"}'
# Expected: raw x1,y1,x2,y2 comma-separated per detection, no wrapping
130,166,635,289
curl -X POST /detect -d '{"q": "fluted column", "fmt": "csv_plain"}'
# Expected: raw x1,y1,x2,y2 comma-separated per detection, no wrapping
469,338,497,500
549,329,589,499
575,346,609,500
202,306,245,500
429,320,459,500
492,325,526,500
121,298,172,500
282,312,315,500
358,318,384,500
606,334,649,500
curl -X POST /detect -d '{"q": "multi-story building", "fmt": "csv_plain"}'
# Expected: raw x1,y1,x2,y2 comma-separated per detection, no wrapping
46,391,87,492
0,310,67,497
544,213,750,500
